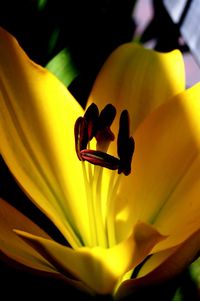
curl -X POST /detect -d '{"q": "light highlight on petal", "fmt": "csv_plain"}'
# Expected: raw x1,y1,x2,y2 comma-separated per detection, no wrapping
88,42,185,136
0,27,91,248
0,198,55,273
116,83,200,249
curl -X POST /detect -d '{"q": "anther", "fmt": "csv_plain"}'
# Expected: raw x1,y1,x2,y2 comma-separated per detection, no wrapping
74,103,135,176
117,110,135,175
84,103,99,140
80,149,120,170
96,104,116,145
74,104,99,160
74,117,89,160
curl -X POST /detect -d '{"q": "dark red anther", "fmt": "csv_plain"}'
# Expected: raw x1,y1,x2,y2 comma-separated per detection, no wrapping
117,110,129,158
118,137,135,175
84,103,99,140
74,103,134,176
117,110,135,175
80,149,120,170
96,104,116,144
74,117,89,160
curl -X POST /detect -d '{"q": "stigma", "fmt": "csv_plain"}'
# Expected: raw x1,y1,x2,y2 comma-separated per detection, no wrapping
74,103,135,176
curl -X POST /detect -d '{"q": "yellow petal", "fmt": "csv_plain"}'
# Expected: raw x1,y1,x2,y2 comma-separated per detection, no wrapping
88,42,185,134
115,83,200,248
0,200,92,294
115,229,200,300
15,221,164,295
153,154,200,252
0,198,56,273
0,27,90,247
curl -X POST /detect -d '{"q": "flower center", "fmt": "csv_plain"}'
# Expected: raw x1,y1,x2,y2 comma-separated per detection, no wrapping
74,103,135,248
74,103,135,175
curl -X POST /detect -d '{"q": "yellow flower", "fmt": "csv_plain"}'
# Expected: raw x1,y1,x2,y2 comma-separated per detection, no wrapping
0,27,200,299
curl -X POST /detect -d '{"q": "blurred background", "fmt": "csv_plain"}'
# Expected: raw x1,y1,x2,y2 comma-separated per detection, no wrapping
0,0,199,300
0,0,199,106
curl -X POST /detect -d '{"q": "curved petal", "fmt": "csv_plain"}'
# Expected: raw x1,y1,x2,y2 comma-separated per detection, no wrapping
15,221,164,295
0,199,92,294
0,27,90,247
153,154,200,252
115,83,200,249
88,42,185,136
0,198,55,273
115,229,200,300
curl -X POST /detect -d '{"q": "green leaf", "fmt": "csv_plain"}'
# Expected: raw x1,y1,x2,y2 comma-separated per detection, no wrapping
46,48,78,87
48,27,60,55
37,0,48,11
190,257,200,287
172,288,183,301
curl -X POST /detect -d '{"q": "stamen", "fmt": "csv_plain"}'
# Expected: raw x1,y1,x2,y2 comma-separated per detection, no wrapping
74,104,100,160
74,117,88,160
106,171,121,247
80,149,120,170
96,104,116,146
73,103,135,248
84,103,99,140
74,104,134,175
117,110,135,175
